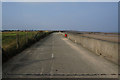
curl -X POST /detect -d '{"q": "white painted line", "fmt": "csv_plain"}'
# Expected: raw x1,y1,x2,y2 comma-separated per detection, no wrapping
50,35,55,78
52,53,54,58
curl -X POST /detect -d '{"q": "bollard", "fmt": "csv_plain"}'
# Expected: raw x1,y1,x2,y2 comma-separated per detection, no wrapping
65,34,67,38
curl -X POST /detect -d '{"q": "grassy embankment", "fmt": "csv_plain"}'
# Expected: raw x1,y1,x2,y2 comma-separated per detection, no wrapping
2,31,52,63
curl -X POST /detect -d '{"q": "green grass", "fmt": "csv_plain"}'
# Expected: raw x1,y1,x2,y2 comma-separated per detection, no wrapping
2,31,38,49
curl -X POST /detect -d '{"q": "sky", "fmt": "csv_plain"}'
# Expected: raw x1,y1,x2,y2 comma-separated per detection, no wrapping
2,2,118,32
1,0,120,2
0,2,1,30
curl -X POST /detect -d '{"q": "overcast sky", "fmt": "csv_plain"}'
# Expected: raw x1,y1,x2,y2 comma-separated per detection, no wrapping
2,2,118,32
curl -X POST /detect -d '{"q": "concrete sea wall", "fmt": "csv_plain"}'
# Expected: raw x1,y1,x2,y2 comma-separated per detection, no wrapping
65,32,119,65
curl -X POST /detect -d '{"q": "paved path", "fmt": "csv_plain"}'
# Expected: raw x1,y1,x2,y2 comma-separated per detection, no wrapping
3,32,118,78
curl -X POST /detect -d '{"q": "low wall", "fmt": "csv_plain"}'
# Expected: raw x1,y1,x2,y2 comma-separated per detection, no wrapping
65,32,119,65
